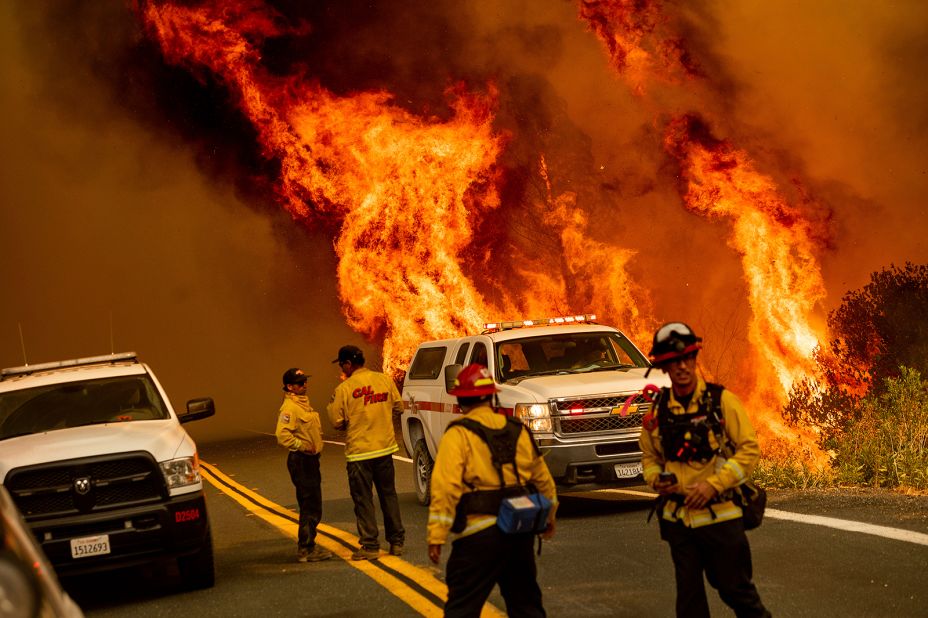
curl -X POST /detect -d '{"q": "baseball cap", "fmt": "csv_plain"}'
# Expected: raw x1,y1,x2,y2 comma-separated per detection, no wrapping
282,368,309,390
332,345,364,364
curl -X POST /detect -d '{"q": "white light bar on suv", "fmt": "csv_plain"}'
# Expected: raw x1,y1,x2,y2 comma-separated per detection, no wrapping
1,352,139,378
483,314,598,333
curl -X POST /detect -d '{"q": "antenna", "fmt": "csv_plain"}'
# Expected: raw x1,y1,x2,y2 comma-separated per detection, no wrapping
17,322,28,366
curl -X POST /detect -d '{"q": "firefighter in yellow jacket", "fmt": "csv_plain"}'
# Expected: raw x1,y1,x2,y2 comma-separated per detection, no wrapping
640,323,770,617
276,368,332,563
326,345,405,561
428,363,557,618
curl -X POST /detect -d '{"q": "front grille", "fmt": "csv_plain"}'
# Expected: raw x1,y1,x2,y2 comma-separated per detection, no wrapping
553,392,650,435
6,452,165,519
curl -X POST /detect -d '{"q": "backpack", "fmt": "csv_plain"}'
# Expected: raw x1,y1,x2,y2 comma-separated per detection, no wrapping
655,383,728,462
447,417,551,535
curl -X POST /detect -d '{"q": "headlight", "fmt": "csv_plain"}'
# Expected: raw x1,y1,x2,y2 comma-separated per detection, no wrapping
160,455,201,489
513,403,553,433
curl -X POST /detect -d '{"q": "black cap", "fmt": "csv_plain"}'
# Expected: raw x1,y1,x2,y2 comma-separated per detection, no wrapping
332,345,364,365
282,368,309,390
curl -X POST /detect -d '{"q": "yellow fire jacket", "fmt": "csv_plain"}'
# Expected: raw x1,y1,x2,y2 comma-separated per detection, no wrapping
326,367,401,462
427,405,558,546
275,393,324,454
639,377,761,528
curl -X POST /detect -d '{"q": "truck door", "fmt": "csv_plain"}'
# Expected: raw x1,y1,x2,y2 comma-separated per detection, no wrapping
434,340,472,436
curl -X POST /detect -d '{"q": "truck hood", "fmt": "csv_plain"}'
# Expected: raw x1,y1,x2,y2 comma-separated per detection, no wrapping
0,421,190,482
499,367,669,402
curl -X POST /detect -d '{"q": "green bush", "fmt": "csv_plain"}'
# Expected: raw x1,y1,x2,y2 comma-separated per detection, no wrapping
832,367,928,490
753,458,835,490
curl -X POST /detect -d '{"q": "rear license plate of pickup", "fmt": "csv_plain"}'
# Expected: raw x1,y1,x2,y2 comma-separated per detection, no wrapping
614,462,642,479
70,534,111,559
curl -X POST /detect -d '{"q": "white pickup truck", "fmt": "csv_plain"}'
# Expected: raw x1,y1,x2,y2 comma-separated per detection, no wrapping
400,315,669,504
0,352,216,589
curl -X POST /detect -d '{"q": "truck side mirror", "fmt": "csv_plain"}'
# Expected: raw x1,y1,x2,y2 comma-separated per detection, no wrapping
444,364,463,394
180,397,215,424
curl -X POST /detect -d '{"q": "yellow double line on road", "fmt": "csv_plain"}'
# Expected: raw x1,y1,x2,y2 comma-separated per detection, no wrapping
200,461,503,617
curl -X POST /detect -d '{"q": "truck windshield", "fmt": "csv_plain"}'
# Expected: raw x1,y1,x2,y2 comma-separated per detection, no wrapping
494,331,649,383
0,376,170,440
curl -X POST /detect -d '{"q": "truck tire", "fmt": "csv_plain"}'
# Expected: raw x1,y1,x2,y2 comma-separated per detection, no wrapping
178,527,215,590
413,439,433,506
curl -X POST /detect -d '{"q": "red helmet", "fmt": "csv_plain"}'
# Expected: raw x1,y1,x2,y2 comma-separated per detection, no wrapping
449,363,499,397
649,322,702,365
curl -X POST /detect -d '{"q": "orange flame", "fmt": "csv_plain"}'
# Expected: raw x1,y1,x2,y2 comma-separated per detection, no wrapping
580,2,832,462
663,115,828,394
579,0,700,94
142,0,832,467
141,0,653,376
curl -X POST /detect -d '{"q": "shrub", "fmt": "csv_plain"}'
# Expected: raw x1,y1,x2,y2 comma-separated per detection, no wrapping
832,367,928,490
828,262,928,393
753,458,835,490
771,263,928,489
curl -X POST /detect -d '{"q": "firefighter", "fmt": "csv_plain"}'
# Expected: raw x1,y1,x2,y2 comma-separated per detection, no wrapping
641,323,771,617
428,363,557,618
275,368,333,563
326,345,405,560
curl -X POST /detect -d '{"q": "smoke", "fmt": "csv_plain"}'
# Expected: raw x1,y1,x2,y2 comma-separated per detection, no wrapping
675,1,928,297
2,1,926,441
0,1,363,443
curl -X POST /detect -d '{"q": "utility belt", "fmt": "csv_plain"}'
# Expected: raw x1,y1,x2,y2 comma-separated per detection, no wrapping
451,484,539,533
648,491,732,524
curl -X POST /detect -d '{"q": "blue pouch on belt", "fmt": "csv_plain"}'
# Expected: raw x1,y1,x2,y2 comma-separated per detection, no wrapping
497,492,552,534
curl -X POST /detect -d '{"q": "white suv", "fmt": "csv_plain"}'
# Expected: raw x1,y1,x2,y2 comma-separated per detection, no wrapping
0,353,215,589
401,315,669,504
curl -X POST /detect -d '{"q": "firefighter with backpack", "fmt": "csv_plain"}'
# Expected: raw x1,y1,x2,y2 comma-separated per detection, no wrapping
427,363,557,618
641,322,771,617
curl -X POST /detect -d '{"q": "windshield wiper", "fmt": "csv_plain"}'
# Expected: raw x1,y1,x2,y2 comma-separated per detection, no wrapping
517,369,573,378
586,364,637,372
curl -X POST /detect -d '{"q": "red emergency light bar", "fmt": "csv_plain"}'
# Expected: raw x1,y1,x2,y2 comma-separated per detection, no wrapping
483,314,598,333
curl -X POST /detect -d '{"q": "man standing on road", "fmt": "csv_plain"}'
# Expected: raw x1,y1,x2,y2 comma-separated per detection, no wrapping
640,322,770,617
428,363,557,617
275,368,333,563
326,345,405,561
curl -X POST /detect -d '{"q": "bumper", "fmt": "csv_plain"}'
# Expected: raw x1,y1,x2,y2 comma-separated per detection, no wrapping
538,432,644,486
27,491,210,576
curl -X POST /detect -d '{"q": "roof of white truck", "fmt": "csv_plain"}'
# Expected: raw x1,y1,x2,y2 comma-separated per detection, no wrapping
0,352,147,392
414,315,625,347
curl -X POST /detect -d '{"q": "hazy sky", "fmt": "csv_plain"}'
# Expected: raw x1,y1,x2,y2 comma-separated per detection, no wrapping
2,1,926,442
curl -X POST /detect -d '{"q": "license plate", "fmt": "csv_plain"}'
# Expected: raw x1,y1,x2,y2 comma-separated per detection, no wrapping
614,462,642,479
70,534,111,559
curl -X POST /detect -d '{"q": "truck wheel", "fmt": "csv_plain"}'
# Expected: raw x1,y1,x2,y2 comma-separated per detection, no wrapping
178,527,215,590
413,439,433,506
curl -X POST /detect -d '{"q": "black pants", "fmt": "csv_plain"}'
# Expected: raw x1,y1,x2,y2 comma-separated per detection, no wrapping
659,517,770,618
445,526,545,618
347,454,405,549
287,451,322,550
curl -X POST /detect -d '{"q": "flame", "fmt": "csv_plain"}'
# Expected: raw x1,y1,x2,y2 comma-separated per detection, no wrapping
579,0,700,94
580,1,832,463
538,157,654,346
140,0,652,376
141,0,835,467
663,115,827,394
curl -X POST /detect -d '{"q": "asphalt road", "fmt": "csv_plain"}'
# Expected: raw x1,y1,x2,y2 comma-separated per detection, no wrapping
63,435,928,617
